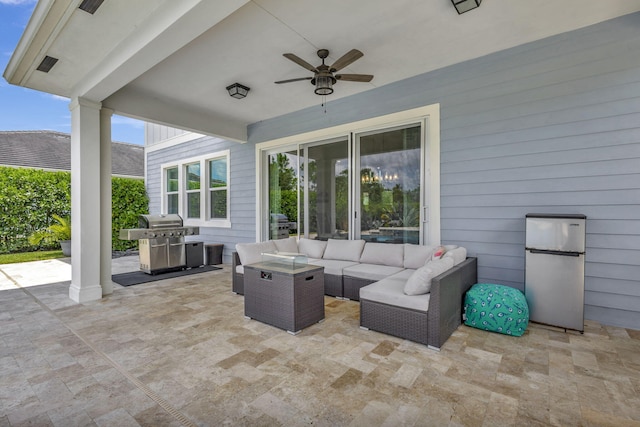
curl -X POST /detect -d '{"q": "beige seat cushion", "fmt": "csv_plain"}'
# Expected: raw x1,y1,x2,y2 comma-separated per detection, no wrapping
343,263,405,281
360,279,431,312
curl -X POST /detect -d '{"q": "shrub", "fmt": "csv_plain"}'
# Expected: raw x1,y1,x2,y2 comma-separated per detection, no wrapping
0,168,70,253
0,166,148,254
28,214,71,247
112,177,148,251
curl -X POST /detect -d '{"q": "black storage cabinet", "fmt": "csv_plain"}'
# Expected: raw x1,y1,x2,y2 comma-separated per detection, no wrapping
185,241,204,268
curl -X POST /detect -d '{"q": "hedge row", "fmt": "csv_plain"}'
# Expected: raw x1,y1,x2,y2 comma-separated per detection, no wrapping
0,167,148,254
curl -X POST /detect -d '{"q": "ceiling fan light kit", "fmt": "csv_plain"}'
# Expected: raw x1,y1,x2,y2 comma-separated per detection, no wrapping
276,48,373,96
452,0,481,14
314,75,335,95
226,83,250,99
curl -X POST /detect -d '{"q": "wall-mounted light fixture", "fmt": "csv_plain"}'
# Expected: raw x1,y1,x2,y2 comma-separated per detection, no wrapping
226,83,250,99
452,0,481,14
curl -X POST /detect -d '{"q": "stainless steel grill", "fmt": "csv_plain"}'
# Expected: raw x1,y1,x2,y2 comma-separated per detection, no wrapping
270,213,292,239
119,214,199,274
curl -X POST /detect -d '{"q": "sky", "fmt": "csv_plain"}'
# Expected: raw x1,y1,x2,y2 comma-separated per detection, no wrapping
0,0,144,145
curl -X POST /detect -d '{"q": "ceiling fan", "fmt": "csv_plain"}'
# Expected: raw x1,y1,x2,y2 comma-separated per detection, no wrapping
275,49,373,95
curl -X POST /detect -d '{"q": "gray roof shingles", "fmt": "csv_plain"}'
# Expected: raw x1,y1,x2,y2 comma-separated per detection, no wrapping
0,130,144,178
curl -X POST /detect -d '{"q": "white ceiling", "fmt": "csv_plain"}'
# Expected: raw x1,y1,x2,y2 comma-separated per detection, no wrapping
6,0,640,141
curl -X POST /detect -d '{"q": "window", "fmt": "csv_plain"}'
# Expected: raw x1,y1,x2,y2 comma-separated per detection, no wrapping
161,150,230,227
185,162,200,219
209,157,228,219
166,167,179,214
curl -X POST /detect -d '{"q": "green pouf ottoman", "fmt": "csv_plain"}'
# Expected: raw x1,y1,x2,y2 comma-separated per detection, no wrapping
464,283,529,336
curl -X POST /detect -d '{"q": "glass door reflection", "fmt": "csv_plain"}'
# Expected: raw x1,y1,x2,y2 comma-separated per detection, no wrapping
357,125,421,244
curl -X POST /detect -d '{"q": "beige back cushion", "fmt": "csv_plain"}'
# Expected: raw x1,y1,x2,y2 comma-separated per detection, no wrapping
298,238,327,259
235,241,277,266
359,242,404,267
323,239,366,262
273,237,299,253
403,244,436,269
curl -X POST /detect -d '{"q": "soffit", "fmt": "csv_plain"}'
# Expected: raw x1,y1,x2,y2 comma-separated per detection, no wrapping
6,0,640,141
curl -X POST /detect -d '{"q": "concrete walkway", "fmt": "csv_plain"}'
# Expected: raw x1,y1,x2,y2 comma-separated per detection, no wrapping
0,255,140,311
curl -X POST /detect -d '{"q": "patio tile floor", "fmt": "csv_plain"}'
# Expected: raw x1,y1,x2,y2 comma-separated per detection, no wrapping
1,258,639,426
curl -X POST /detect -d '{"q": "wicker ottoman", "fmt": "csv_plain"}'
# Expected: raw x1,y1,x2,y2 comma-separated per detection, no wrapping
464,283,529,336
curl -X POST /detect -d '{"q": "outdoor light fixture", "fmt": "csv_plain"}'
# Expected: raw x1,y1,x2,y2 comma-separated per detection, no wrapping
78,0,105,14
313,74,335,96
226,83,250,99
452,0,481,14
36,55,59,73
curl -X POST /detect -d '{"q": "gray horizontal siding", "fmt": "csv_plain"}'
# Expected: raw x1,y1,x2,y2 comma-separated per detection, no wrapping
146,132,255,264
247,13,640,330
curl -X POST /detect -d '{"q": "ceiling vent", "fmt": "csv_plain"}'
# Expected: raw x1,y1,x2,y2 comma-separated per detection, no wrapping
78,0,105,14
36,56,59,73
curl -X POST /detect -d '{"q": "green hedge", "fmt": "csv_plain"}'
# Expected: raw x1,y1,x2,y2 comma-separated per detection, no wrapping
0,167,148,254
112,177,148,251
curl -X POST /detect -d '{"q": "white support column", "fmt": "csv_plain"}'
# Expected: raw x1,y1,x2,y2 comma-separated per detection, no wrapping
100,108,114,296
69,98,103,303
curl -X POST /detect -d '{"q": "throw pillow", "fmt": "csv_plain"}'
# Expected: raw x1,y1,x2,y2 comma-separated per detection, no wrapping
443,247,467,266
431,245,447,260
404,257,454,295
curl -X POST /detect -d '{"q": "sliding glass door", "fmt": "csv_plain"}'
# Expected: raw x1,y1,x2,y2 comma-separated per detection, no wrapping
267,149,300,240
262,121,426,244
304,138,349,240
355,124,422,244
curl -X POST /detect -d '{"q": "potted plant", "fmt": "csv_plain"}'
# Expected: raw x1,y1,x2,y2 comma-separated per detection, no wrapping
28,214,72,256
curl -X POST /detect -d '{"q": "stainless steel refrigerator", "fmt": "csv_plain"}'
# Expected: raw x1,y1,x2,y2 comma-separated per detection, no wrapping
525,213,587,332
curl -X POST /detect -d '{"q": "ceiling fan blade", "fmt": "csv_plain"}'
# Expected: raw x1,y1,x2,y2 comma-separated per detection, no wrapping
329,49,363,72
283,53,318,73
274,77,313,84
335,74,374,82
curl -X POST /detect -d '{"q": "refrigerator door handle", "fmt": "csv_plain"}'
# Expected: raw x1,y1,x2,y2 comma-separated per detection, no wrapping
527,249,582,257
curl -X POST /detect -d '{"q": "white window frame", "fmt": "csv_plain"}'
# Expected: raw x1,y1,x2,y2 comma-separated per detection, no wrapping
161,149,231,228
255,104,440,244
184,161,201,220
165,166,179,215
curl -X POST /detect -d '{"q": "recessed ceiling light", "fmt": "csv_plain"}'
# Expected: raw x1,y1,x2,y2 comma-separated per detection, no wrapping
36,56,58,73
78,0,105,14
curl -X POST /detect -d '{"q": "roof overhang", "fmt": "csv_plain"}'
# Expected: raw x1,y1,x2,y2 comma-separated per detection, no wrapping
5,0,640,143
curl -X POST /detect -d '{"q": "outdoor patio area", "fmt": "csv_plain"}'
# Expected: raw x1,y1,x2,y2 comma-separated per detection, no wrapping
1,257,639,426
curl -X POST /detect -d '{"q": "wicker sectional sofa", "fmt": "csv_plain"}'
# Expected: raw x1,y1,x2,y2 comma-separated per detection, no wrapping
232,237,478,349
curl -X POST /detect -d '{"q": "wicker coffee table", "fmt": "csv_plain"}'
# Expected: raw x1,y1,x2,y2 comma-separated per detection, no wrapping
243,262,324,334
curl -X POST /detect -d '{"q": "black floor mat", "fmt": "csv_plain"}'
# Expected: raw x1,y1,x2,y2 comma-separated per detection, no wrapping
112,265,221,287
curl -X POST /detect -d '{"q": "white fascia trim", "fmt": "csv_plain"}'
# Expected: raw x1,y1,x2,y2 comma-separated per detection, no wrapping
254,104,441,243
3,0,54,82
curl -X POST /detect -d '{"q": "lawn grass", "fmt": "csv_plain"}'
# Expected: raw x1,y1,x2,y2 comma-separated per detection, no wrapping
0,250,65,264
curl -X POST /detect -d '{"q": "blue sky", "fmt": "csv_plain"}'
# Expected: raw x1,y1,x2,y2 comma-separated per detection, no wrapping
0,0,144,145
